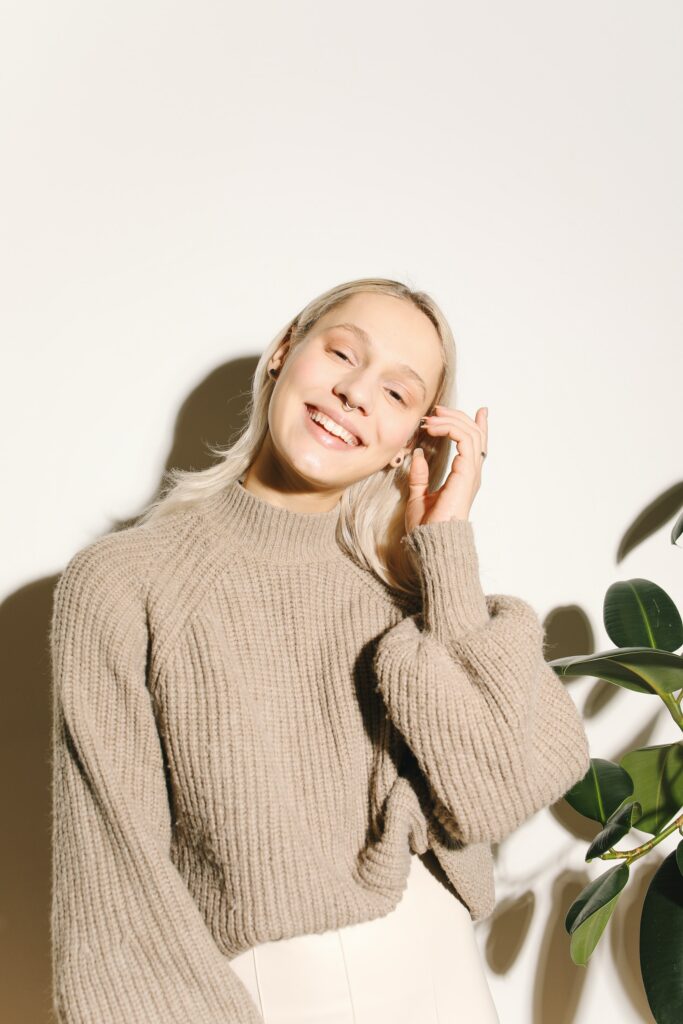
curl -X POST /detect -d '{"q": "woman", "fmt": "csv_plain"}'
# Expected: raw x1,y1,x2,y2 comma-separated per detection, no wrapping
49,277,591,1023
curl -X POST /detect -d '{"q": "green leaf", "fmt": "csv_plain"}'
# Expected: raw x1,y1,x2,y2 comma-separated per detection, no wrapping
549,646,683,696
563,757,633,824
604,579,683,652
640,850,683,1024
619,743,683,835
672,509,683,546
565,862,629,965
586,801,642,861
565,862,629,932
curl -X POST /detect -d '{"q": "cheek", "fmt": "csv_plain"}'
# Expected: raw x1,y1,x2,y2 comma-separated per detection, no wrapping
376,418,413,452
381,435,403,457
268,357,323,434
268,357,319,428
278,345,327,390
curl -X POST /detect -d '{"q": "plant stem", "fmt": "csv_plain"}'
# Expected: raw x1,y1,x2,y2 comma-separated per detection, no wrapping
600,810,683,864
661,690,683,729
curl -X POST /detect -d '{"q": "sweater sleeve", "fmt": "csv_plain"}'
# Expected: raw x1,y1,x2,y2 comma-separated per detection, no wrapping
373,519,591,846
49,539,263,1024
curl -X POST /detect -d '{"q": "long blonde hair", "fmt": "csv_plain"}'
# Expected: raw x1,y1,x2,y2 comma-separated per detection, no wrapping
136,277,458,598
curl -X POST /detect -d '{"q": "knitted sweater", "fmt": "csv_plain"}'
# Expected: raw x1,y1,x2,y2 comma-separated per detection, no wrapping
49,478,590,1024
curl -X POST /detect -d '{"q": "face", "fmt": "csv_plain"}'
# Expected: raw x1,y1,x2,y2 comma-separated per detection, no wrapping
262,291,443,494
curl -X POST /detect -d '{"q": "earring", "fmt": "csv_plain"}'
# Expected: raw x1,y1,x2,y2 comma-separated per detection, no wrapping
391,454,404,467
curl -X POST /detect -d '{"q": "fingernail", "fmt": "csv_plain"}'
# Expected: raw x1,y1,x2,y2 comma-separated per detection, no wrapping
483,407,488,415
414,447,423,457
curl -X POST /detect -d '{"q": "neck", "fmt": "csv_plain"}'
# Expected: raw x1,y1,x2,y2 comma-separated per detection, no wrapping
199,477,343,563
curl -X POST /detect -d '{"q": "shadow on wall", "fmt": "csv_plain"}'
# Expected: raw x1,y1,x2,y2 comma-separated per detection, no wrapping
2,358,679,1023
0,355,258,1024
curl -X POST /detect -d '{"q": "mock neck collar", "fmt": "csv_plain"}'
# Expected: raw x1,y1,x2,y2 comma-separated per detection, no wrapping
200,478,343,563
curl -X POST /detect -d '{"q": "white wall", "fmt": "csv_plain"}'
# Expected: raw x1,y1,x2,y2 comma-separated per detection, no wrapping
3,2,681,1021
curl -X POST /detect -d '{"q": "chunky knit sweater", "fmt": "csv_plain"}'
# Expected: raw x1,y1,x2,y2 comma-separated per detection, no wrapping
49,478,591,1023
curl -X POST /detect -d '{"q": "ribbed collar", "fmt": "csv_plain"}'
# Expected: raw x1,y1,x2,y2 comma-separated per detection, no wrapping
200,478,343,563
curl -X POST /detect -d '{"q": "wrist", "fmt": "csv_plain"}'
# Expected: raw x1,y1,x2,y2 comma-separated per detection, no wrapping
401,519,490,641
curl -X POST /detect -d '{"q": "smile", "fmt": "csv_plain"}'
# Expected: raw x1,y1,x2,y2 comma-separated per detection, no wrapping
304,405,363,448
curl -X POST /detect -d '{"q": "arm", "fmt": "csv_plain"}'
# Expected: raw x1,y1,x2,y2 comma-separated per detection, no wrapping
50,539,263,1024
373,519,591,846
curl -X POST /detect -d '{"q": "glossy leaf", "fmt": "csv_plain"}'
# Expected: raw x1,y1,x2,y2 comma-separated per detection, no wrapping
565,861,629,932
563,757,634,824
619,743,683,835
673,509,683,546
640,850,683,1024
586,801,642,861
549,646,683,695
604,578,683,652
565,862,630,965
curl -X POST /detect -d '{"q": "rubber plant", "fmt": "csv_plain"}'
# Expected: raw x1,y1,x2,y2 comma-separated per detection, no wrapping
549,508,683,1024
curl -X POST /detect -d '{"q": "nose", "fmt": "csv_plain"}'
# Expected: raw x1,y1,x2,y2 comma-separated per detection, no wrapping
335,389,367,414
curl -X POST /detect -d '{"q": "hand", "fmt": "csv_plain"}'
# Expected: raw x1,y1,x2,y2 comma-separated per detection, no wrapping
405,405,488,531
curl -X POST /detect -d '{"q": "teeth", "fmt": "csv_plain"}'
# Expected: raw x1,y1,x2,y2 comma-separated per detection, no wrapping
308,407,359,445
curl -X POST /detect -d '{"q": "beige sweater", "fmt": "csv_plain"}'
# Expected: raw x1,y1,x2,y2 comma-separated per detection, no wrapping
49,478,590,1023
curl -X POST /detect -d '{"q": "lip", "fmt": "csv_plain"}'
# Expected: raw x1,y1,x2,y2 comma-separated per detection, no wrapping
304,403,365,446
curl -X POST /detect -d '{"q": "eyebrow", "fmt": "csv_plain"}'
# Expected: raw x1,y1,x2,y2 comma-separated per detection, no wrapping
329,322,428,398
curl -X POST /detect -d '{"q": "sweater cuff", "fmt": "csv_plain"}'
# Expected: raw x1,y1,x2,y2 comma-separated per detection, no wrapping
400,518,490,643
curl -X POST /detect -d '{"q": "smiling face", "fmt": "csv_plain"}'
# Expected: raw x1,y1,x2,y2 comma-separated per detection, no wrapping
263,291,443,493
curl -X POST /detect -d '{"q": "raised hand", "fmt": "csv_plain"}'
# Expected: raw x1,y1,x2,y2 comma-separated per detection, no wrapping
406,405,488,530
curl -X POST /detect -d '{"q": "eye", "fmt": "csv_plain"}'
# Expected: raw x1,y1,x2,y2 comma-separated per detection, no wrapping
330,345,406,405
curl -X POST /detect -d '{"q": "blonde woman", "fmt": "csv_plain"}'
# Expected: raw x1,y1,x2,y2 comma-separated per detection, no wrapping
49,277,590,1023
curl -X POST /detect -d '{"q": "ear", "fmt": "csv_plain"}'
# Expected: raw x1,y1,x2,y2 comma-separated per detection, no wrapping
268,340,291,374
396,442,416,462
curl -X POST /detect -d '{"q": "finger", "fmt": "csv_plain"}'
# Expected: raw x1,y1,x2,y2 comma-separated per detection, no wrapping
433,406,488,452
407,446,430,490
428,409,485,443
422,418,484,457
434,405,482,429
405,447,430,529
425,425,480,467
475,408,488,453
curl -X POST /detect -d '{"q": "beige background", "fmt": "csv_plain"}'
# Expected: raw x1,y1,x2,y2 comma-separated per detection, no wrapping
2,1,681,1021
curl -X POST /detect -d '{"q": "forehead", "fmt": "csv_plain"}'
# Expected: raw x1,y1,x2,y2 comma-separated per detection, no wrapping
318,292,437,344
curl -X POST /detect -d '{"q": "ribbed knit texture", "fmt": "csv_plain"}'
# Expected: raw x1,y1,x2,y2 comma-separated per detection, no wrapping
49,479,591,1023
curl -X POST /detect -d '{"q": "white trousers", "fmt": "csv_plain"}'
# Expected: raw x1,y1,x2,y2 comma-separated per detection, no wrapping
230,851,500,1023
